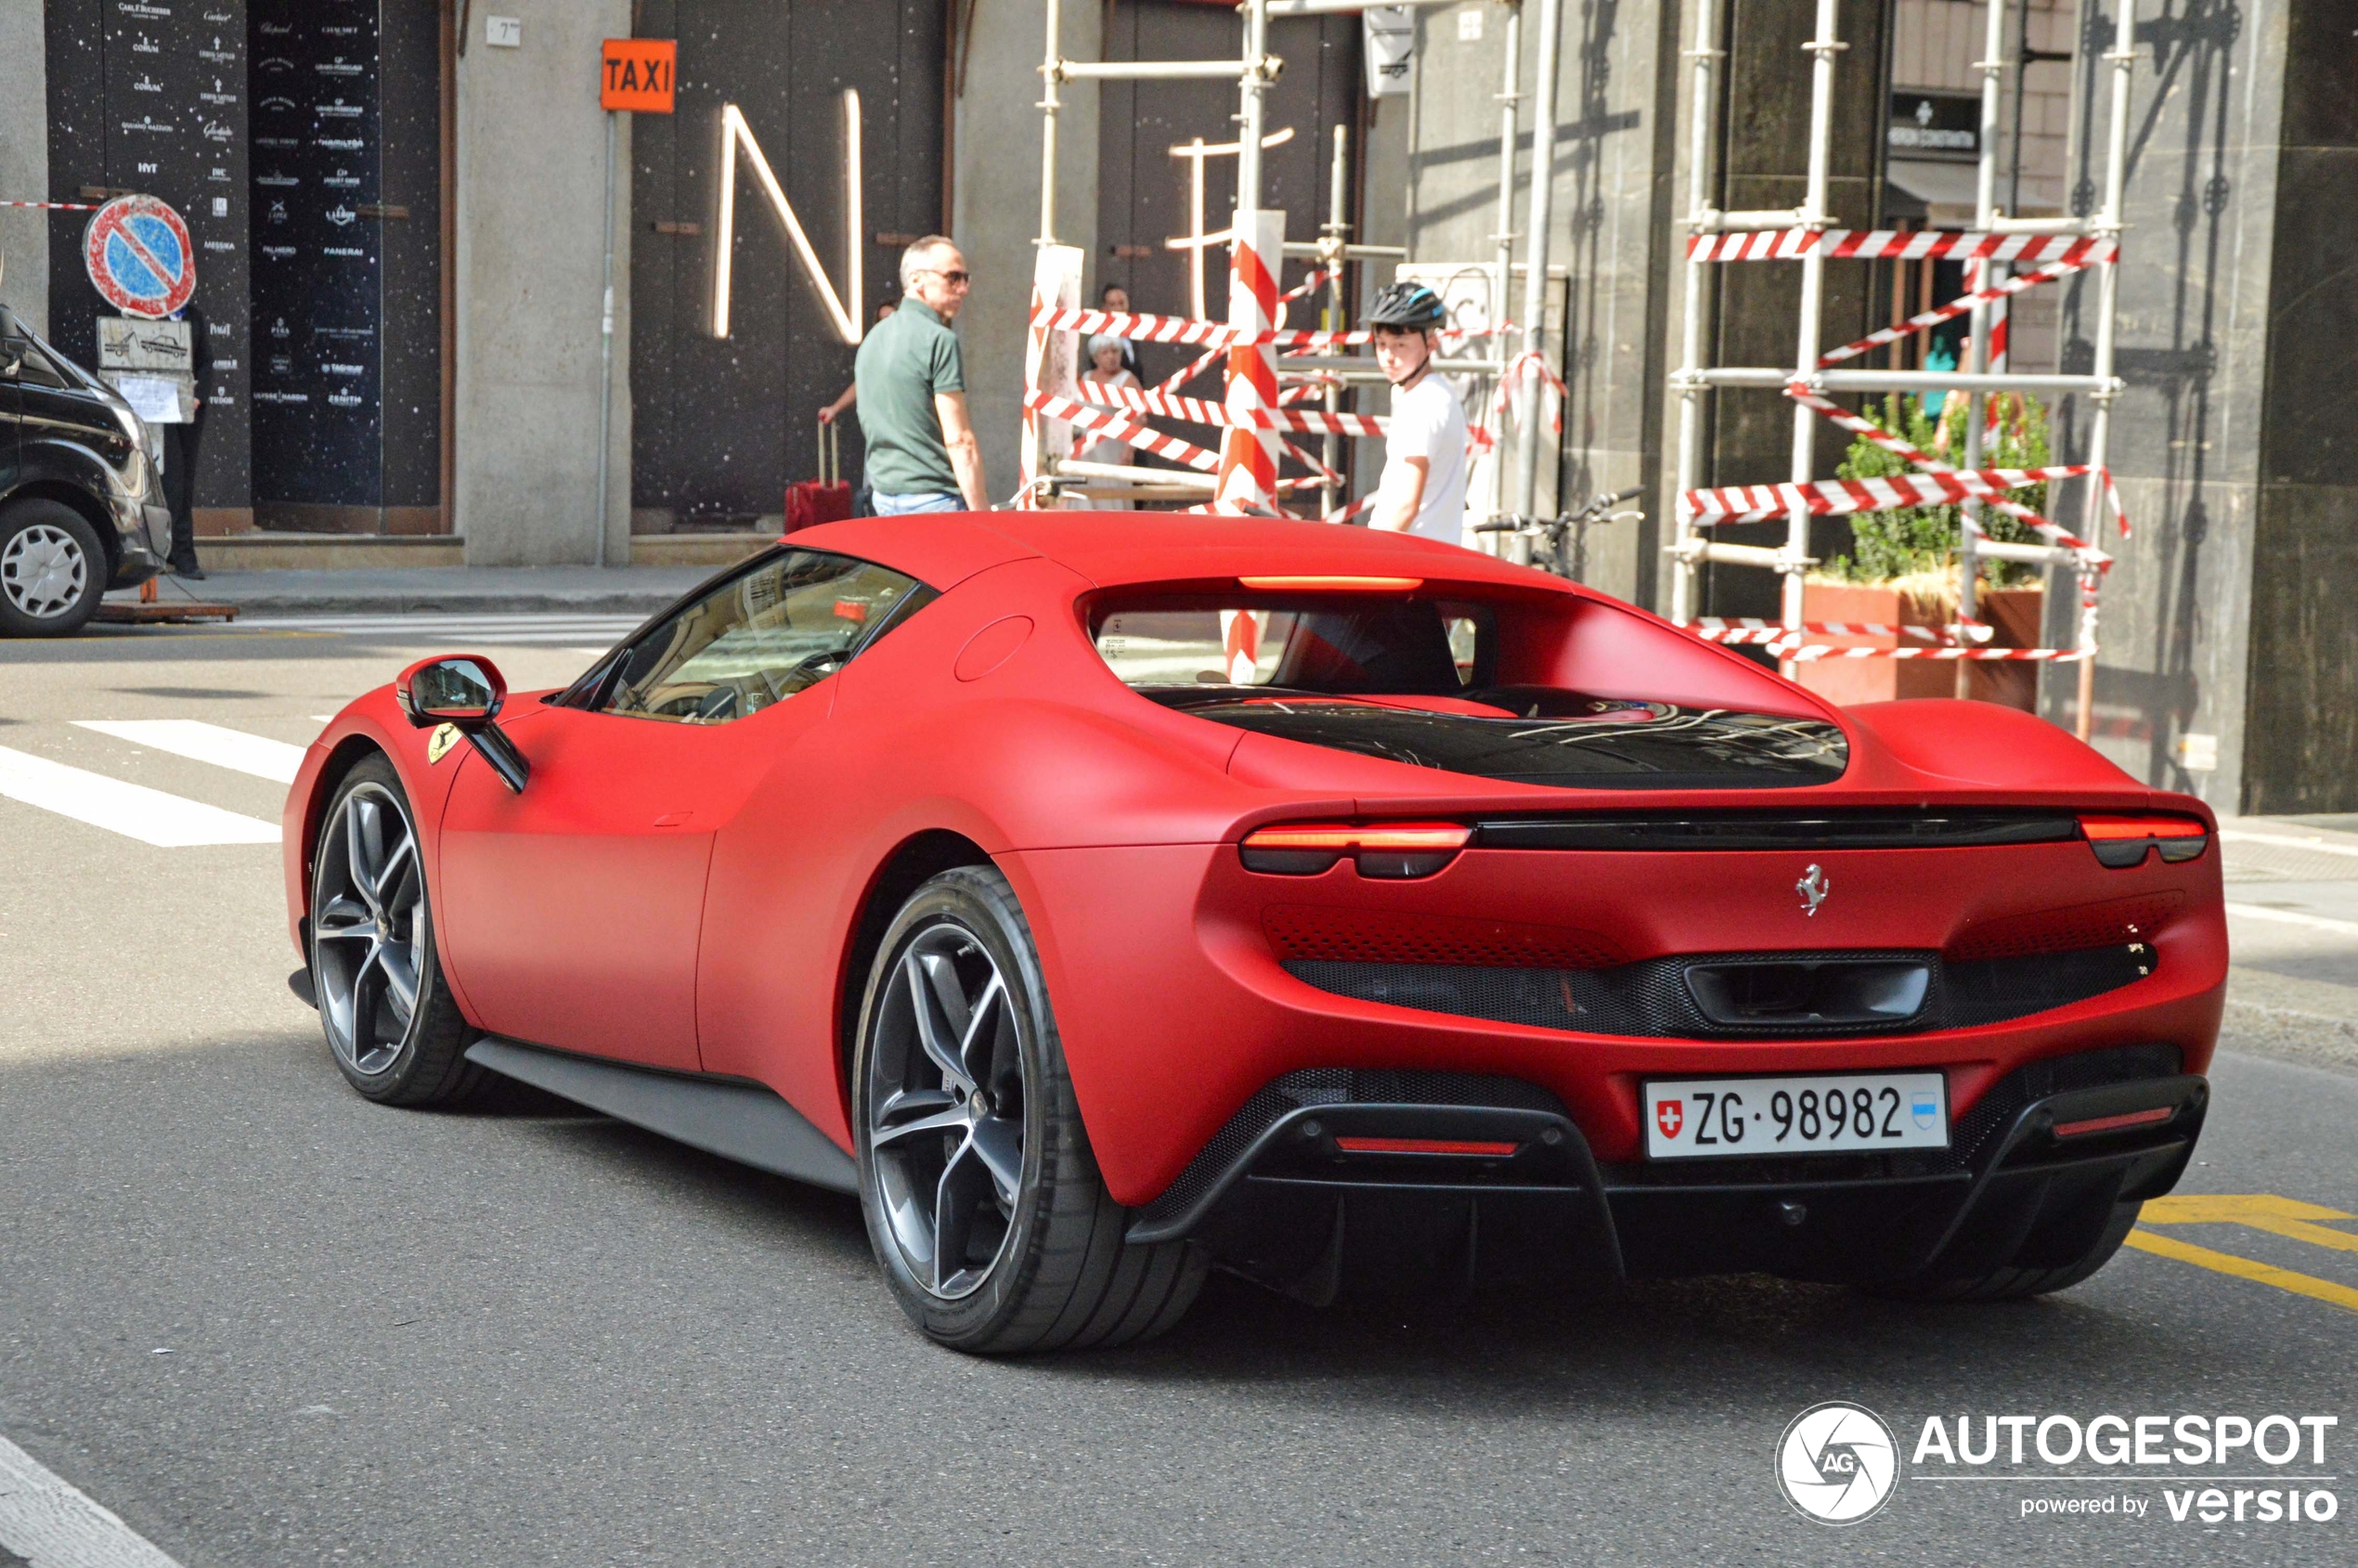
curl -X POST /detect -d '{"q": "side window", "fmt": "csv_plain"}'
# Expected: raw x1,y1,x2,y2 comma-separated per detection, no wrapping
601,550,926,724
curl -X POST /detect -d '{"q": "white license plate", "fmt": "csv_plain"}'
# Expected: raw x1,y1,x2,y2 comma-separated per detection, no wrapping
1643,1072,1949,1160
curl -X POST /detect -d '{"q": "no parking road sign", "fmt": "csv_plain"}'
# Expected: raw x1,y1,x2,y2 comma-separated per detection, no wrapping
82,195,196,319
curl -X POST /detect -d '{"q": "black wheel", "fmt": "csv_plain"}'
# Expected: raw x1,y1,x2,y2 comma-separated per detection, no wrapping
1867,1199,2143,1302
852,865,1205,1353
0,500,107,637
309,756,483,1107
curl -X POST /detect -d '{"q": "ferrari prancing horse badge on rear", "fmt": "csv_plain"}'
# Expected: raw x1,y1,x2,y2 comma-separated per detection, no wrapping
427,722,460,765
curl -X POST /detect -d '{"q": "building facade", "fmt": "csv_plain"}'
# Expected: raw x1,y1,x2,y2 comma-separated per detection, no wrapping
0,0,2349,813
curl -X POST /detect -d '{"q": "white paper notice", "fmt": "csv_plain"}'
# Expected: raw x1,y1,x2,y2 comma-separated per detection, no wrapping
114,376,186,424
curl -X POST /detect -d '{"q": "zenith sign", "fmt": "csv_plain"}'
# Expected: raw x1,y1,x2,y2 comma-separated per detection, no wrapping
710,95,863,345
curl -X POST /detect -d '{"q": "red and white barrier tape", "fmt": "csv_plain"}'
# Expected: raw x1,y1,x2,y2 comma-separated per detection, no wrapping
1155,342,1225,395
0,199,109,211
1026,390,1220,472
1784,643,2092,663
1687,229,2117,266
1215,222,1284,514
1815,249,2105,367
1029,303,1506,353
1684,618,1993,645
1781,381,2122,552
1070,378,1388,437
1681,464,2095,525
1468,350,1567,457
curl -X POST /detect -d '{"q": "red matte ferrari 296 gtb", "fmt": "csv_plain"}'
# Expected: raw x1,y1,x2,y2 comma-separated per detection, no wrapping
282,513,2224,1353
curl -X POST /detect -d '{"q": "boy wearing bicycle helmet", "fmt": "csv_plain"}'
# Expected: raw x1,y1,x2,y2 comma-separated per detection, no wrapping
1365,282,1470,546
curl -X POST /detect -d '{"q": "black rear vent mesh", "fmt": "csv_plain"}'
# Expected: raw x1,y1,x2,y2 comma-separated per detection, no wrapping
1284,944,2154,1041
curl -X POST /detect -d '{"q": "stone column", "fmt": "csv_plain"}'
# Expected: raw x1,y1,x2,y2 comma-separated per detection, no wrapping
2053,0,2358,811
454,0,632,565
0,0,47,334
953,0,1101,500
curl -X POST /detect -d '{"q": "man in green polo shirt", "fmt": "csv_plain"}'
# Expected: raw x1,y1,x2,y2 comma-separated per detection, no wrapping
854,236,988,513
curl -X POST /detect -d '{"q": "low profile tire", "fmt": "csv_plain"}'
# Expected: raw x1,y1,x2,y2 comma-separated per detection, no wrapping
853,866,1206,1354
0,499,107,637
1866,1199,2143,1303
309,756,483,1107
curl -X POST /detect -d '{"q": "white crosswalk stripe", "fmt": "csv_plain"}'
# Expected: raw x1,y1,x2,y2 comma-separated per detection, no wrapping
240,613,644,652
0,1431,185,1568
73,719,308,784
0,745,279,846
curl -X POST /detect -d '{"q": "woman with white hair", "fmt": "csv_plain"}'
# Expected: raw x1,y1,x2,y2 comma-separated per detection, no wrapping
1071,331,1144,509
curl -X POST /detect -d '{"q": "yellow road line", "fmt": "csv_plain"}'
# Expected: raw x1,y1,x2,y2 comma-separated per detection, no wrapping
2124,1230,2358,1315
2140,1193,2358,1254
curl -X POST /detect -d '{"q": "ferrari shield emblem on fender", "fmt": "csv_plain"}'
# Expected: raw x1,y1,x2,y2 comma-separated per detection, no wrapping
1655,1099,1684,1139
427,722,460,765
1794,863,1830,916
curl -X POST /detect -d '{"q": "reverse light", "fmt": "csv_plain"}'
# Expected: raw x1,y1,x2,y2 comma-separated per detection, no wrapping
1239,821,1471,878
1236,575,1425,592
2079,813,2209,868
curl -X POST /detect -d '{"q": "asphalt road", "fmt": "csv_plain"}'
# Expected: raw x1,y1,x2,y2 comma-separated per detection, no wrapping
3,619,2356,1568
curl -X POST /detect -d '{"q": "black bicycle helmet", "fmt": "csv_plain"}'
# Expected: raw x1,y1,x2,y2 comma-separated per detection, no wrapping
1364,280,1446,331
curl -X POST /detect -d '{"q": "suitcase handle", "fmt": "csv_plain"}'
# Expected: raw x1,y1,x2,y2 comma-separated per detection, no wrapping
818,418,840,487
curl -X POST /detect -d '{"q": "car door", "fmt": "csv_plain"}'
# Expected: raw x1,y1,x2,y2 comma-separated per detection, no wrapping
434,548,928,1071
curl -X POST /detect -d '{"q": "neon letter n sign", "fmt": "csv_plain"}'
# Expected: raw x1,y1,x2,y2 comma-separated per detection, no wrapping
711,93,863,344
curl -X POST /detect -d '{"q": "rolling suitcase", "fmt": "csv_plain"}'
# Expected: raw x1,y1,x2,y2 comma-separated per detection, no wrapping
784,419,853,535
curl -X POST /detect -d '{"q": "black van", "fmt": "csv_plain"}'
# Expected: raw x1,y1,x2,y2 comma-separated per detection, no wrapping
0,303,173,636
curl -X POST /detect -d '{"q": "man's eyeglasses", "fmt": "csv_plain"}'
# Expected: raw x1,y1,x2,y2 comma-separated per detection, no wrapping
920,268,971,288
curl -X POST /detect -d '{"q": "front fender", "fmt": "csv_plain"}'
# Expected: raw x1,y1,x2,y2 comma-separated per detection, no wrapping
283,689,506,1024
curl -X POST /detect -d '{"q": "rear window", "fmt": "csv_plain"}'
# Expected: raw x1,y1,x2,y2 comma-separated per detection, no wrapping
1092,594,1846,790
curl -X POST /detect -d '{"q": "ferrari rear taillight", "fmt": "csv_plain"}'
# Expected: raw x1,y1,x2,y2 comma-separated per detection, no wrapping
2078,813,2209,868
1239,821,1471,879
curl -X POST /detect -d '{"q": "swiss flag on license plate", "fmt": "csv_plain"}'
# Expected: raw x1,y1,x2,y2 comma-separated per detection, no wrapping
1655,1099,1684,1139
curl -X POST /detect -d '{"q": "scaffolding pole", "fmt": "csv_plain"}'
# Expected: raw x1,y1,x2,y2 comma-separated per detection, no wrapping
1665,0,1722,627
2076,0,2138,742
1027,0,1533,520
1511,0,1564,525
1484,0,1523,533
1956,0,2009,694
1666,0,2135,738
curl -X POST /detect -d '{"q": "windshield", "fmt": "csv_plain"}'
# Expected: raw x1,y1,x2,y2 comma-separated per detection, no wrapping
1093,594,1846,790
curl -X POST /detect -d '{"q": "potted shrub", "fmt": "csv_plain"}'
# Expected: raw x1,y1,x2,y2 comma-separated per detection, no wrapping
1793,392,2051,712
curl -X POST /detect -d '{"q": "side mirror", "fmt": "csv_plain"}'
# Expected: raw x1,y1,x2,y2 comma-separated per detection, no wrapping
395,655,530,793
396,654,505,725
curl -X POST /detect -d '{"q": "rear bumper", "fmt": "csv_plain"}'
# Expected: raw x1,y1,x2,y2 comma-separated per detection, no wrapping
1132,1050,2205,1301
1003,838,2227,1208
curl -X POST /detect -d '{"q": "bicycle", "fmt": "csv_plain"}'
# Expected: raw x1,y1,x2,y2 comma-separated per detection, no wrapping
1472,486,1644,582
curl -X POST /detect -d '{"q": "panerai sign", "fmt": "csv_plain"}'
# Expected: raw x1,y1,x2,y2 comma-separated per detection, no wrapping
1889,91,1980,162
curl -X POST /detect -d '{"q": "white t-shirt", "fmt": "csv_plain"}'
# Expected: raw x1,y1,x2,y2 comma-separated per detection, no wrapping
1383,373,1471,545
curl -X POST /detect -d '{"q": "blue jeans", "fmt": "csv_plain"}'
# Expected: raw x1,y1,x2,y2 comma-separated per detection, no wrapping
871,489,963,515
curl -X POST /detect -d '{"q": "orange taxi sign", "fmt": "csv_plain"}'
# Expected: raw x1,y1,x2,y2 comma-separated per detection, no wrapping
601,38,676,113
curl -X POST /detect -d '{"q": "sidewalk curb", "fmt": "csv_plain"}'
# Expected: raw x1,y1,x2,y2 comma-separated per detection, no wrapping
2219,967,2358,1075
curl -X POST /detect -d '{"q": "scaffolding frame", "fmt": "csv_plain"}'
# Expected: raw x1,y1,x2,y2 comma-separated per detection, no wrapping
1666,0,2138,739
1024,0,1566,525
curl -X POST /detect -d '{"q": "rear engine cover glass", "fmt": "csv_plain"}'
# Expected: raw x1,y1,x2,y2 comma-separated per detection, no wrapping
1095,598,1846,789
